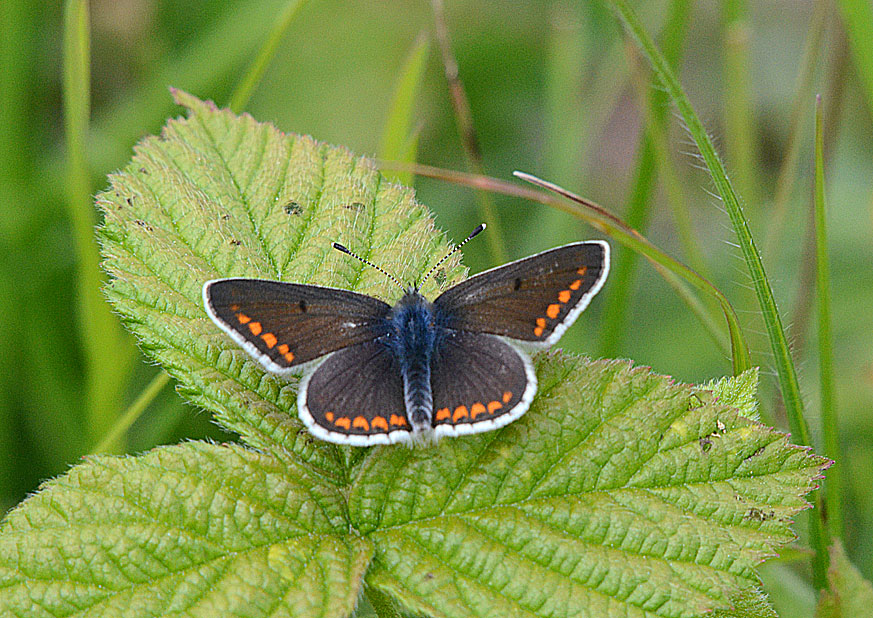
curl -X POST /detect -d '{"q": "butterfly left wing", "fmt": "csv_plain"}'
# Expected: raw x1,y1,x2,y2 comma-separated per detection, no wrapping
434,241,609,346
203,278,391,375
298,340,412,446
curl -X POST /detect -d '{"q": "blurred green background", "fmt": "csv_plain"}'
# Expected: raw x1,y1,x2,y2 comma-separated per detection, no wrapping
1,0,871,611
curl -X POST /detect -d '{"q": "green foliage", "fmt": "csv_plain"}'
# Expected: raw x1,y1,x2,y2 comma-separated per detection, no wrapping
702,368,760,422
0,96,828,617
0,442,373,618
4,1,873,615
816,541,873,618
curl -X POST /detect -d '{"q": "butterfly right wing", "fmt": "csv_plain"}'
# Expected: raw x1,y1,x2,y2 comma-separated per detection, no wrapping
433,241,609,347
203,278,391,375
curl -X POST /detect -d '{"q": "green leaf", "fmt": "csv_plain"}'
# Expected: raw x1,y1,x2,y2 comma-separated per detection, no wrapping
352,355,827,618
97,89,464,475
712,587,778,618
816,541,873,618
1,92,825,617
0,441,373,617
701,368,760,422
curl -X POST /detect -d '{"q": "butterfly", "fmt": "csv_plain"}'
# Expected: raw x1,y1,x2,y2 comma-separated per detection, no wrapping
202,225,609,446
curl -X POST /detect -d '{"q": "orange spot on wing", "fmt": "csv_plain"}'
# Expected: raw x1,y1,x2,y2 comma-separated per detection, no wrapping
471,403,486,418
390,414,407,427
547,304,561,319
353,416,369,431
488,400,503,414
236,313,251,324
577,266,588,275
569,279,582,290
335,417,351,430
534,317,546,336
558,290,571,303
453,406,468,421
278,344,289,354
230,304,240,311
435,408,450,421
534,326,544,337
248,321,262,336
325,412,334,422
262,332,277,348
372,416,389,431
284,351,295,363
502,391,513,403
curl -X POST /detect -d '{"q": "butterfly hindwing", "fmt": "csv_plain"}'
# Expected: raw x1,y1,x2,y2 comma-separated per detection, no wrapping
203,278,391,374
430,331,536,437
298,340,411,446
434,241,609,346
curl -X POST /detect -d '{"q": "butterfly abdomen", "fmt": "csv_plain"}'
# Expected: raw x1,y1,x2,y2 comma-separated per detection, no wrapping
388,292,439,433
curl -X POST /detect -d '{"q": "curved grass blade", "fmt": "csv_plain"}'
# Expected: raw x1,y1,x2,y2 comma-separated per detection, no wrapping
608,0,828,587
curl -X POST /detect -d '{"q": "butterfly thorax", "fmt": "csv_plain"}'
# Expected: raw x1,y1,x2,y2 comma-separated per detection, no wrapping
385,290,441,433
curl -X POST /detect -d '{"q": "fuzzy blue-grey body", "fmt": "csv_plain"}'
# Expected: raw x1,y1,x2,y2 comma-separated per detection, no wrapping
382,290,444,433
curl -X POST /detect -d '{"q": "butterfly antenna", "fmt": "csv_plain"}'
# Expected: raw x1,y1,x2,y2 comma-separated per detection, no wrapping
332,242,405,290
416,223,486,290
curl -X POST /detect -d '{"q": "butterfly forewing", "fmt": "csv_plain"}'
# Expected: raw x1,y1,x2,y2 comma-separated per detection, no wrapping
203,278,391,374
298,340,411,446
430,331,536,437
434,241,609,346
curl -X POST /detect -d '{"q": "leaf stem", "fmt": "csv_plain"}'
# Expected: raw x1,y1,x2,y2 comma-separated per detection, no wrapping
600,0,696,358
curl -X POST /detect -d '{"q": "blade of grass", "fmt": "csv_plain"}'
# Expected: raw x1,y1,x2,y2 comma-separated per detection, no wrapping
40,0,293,181
228,0,308,112
722,0,758,212
0,0,36,498
836,0,873,117
379,160,746,370
600,0,693,359
378,32,431,186
538,6,588,250
515,171,741,368
431,0,505,263
63,0,132,450
577,0,666,186
91,372,171,455
544,6,586,192
814,95,841,541
608,0,829,587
